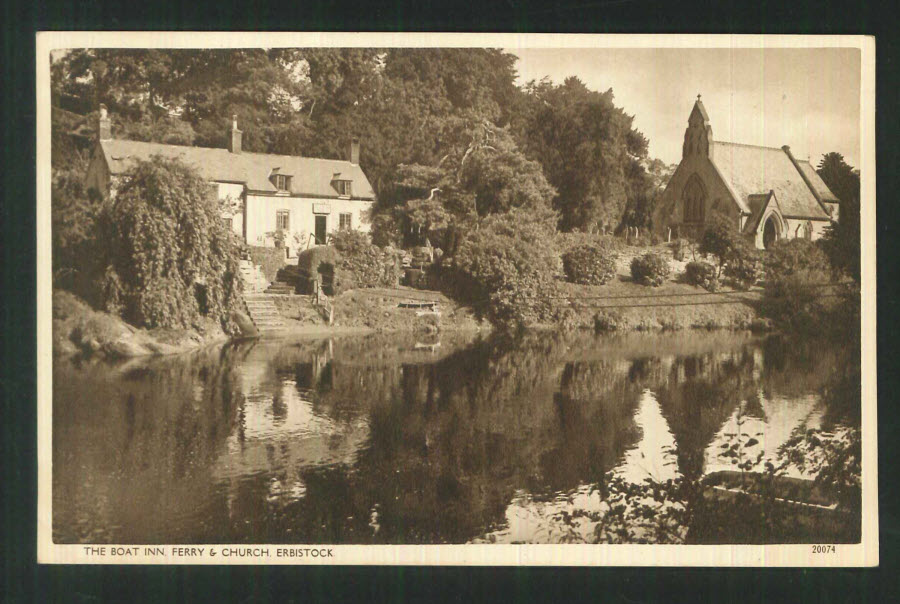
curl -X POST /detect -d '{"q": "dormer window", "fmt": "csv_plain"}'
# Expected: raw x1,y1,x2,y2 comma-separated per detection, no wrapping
333,178,352,197
270,170,292,192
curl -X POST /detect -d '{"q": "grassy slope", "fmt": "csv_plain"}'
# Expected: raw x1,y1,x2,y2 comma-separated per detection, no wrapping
270,287,489,335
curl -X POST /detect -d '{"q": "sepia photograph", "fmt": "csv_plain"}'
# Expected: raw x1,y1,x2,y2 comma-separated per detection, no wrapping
36,33,877,565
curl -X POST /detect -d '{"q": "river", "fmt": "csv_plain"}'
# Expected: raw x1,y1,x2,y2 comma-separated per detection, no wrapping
52,330,860,544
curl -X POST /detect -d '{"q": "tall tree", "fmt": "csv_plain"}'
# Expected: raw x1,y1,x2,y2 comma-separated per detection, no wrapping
512,77,651,233
817,152,860,281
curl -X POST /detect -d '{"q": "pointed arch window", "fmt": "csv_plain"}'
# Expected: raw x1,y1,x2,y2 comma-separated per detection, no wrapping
682,174,706,224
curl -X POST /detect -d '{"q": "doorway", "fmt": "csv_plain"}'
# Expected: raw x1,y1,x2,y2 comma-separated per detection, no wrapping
315,215,327,245
762,216,779,249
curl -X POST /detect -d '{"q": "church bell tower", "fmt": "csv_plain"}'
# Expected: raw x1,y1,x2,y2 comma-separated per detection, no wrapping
682,95,713,159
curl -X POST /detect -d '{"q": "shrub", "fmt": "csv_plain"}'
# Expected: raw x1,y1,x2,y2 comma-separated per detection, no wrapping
630,253,671,286
723,247,764,290
247,246,287,283
699,219,744,276
297,245,340,294
450,206,560,328
562,245,618,285
96,157,243,332
762,239,833,333
684,261,719,292
329,229,402,292
594,311,623,332
51,168,107,301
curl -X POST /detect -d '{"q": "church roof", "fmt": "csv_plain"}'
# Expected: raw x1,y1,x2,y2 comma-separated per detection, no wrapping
98,138,376,200
711,142,831,220
743,191,779,235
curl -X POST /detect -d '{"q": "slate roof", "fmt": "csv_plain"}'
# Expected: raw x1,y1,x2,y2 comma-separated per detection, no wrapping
711,142,831,220
98,139,376,200
691,99,710,122
743,192,778,235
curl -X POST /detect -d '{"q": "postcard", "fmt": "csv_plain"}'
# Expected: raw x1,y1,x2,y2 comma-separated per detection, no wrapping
36,32,877,566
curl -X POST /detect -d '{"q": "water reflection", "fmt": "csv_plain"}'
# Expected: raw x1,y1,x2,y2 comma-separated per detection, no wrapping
53,330,859,544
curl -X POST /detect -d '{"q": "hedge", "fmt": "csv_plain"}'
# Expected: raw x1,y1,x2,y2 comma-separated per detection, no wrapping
247,246,287,284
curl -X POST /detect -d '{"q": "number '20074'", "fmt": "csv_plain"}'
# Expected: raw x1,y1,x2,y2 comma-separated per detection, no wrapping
812,545,836,554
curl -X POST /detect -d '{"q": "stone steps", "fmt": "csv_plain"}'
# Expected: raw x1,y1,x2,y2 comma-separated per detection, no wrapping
264,282,296,295
242,294,283,331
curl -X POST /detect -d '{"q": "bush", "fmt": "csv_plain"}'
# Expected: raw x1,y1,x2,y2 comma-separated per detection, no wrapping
684,261,719,292
630,253,671,286
96,157,243,332
450,206,560,328
699,219,744,276
594,311,623,332
297,245,340,294
247,246,287,283
562,245,618,285
723,247,764,290
51,168,104,300
329,229,402,292
762,239,833,333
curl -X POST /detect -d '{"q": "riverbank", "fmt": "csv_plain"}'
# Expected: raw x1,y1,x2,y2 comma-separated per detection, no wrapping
53,290,231,358
52,287,490,358
550,278,765,332
269,287,490,337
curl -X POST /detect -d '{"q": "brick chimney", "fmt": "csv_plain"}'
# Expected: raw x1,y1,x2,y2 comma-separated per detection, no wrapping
98,104,111,141
228,115,242,154
348,137,360,165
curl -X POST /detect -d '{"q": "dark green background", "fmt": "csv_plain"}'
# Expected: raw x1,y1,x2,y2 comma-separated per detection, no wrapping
3,0,898,601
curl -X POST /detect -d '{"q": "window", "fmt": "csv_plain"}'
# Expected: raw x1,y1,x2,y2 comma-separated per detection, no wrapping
272,174,291,191
802,221,813,240
682,174,706,224
339,213,352,230
334,179,352,197
276,210,290,231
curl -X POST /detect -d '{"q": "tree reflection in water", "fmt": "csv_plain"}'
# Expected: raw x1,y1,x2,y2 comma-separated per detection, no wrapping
53,331,860,544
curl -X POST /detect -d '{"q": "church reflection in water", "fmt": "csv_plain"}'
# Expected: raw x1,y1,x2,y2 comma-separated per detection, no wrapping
53,330,859,545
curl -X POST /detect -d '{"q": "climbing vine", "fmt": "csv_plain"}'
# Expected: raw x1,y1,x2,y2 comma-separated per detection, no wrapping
98,156,243,332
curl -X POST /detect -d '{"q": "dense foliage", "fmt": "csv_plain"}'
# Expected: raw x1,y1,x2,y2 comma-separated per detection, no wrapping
562,245,618,286
98,157,243,331
51,168,101,293
630,253,671,287
723,247,764,290
52,48,660,245
698,219,741,277
329,229,402,292
817,152,860,282
762,239,833,333
448,206,561,328
511,77,656,232
684,261,718,292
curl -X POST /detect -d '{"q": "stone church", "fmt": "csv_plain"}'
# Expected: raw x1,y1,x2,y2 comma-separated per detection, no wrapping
653,97,840,249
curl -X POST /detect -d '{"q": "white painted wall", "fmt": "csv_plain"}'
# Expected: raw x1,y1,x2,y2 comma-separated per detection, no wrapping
243,193,373,253
754,210,832,248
